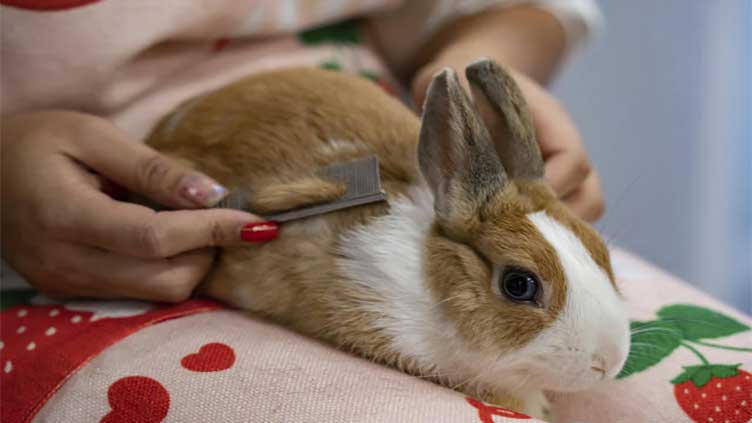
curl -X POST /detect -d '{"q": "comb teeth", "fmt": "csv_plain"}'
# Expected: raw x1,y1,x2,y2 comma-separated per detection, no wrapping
211,155,387,221
317,154,382,200
214,189,249,210
265,155,386,222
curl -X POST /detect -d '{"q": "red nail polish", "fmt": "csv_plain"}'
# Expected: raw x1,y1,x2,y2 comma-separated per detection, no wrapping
240,221,278,243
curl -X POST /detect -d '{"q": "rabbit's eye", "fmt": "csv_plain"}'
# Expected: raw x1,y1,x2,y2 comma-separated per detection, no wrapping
500,269,539,303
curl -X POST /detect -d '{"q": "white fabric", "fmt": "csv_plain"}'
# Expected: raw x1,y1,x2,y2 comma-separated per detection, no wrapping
366,0,603,73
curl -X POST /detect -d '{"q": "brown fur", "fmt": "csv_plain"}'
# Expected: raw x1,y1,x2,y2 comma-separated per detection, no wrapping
463,60,613,289
479,391,528,414
467,60,543,179
424,183,568,355
249,177,346,215
516,180,616,287
144,63,614,416
147,67,428,374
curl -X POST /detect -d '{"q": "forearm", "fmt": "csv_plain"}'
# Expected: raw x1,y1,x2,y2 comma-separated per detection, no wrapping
412,5,567,85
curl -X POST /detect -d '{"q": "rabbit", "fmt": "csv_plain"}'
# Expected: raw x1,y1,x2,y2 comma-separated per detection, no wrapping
144,59,631,419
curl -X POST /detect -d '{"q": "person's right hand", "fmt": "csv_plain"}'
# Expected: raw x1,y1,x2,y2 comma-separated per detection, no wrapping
1,110,278,302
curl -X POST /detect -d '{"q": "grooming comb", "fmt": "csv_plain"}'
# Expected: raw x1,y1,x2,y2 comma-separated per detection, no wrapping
215,155,387,222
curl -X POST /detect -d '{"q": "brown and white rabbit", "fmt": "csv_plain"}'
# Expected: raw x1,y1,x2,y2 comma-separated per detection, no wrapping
145,59,630,418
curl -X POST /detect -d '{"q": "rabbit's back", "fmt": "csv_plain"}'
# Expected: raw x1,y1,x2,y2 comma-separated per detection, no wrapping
146,67,421,194
144,67,424,335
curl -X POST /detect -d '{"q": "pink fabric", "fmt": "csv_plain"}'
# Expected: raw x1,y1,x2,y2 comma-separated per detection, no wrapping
1,0,599,140
22,248,752,422
1,0,399,138
32,310,542,423
0,299,221,423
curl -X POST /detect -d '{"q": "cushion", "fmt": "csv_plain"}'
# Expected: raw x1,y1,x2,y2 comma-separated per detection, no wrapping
1,248,750,423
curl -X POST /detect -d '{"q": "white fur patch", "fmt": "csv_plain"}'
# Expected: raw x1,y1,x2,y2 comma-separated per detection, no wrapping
337,187,511,394
336,187,513,390
317,139,360,155
336,186,446,363
336,193,629,401
336,188,549,397
524,211,630,388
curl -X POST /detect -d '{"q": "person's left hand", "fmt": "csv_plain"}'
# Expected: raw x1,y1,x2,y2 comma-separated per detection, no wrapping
411,59,604,222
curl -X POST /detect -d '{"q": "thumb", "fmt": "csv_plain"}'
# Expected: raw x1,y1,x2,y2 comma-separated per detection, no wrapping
411,67,432,114
73,117,227,209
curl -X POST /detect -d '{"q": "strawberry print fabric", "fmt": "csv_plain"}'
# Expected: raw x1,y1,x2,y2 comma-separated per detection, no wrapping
30,309,543,423
0,0,102,10
673,366,751,422
100,376,170,423
0,298,221,423
551,250,752,423
180,342,236,373
5,248,744,423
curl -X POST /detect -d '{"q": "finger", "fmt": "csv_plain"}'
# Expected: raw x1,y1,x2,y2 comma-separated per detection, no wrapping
68,117,227,208
524,91,589,198
411,70,431,113
543,149,591,198
58,244,215,302
64,187,275,259
562,170,605,222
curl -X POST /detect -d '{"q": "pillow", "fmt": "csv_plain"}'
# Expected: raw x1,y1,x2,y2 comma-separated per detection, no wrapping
2,248,750,423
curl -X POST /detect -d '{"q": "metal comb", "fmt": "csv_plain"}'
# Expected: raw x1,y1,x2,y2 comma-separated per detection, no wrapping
215,154,387,222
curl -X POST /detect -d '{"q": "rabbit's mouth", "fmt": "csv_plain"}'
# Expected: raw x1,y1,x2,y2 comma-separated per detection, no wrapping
536,359,615,392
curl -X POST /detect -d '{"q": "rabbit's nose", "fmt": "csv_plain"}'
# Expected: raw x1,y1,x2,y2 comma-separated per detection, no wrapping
590,354,607,379
594,336,629,378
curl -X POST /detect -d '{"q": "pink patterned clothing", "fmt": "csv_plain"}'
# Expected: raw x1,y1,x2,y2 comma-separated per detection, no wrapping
1,0,602,139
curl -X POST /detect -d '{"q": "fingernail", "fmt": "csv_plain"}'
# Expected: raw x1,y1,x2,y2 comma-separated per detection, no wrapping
240,221,278,243
179,174,227,207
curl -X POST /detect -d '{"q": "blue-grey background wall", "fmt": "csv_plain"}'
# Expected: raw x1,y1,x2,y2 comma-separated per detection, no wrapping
552,0,751,313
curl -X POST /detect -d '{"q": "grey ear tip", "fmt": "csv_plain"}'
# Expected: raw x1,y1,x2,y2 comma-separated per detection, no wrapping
465,58,503,81
431,67,457,82
427,66,460,96
467,57,493,67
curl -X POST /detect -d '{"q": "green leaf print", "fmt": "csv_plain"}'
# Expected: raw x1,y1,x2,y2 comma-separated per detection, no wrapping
617,304,751,380
656,304,750,340
670,364,741,388
616,320,683,379
298,19,360,45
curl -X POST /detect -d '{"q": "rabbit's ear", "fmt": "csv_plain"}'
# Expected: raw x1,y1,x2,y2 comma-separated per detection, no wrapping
466,59,544,180
418,68,507,231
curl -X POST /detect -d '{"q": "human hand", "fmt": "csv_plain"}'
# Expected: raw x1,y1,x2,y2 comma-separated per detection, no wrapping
1,111,276,302
412,60,604,222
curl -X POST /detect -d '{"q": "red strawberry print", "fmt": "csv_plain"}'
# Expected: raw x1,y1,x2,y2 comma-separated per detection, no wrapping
0,299,220,423
466,397,531,421
101,376,170,423
181,342,235,372
0,0,102,10
673,364,752,423
1,305,95,378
